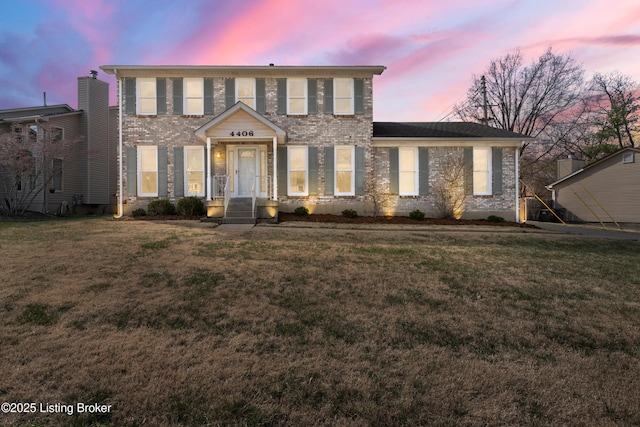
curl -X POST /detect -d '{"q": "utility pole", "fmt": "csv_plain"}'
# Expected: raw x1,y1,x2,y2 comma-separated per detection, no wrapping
481,75,488,126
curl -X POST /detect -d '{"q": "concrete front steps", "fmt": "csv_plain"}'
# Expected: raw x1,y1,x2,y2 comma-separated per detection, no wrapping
222,198,256,225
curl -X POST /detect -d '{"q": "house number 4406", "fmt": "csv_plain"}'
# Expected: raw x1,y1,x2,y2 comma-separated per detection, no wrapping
229,131,254,137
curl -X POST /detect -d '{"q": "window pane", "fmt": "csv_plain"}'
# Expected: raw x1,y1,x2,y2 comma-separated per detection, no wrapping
473,171,489,193
239,98,254,109
187,149,203,170
140,149,156,170
237,79,254,97
185,79,202,97
139,99,156,114
336,171,352,193
336,147,352,170
399,149,415,170
289,147,306,169
188,172,204,195
289,99,305,114
289,172,306,193
473,148,489,170
290,80,305,96
335,98,352,114
140,80,155,97
141,172,157,193
186,98,202,114
335,79,352,97
399,171,415,194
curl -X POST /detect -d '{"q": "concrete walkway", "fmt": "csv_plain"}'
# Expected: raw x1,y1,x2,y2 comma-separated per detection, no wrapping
526,221,640,241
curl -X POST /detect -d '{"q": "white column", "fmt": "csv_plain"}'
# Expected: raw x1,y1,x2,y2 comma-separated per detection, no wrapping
272,136,278,200
207,137,212,200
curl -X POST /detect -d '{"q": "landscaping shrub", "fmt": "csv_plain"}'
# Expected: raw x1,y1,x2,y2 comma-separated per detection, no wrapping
132,208,146,217
409,209,426,220
294,206,309,216
177,197,206,217
342,209,358,218
487,215,505,223
147,199,176,216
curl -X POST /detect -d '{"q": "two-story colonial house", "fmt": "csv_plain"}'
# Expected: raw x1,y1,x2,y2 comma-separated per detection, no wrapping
100,65,533,222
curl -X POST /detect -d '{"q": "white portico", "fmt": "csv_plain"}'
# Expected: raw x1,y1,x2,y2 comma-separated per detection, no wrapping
195,102,285,220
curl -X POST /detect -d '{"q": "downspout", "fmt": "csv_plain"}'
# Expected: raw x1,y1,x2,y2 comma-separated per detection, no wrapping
515,143,521,223
113,69,124,218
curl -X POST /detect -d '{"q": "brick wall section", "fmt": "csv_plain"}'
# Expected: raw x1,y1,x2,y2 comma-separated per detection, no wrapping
117,74,517,220
372,146,517,220
120,76,375,214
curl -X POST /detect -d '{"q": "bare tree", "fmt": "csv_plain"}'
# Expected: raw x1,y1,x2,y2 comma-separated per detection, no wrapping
454,48,586,155
433,155,466,219
0,123,82,216
589,71,639,148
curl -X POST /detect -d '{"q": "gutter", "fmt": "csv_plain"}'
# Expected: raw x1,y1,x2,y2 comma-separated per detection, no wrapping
113,69,124,218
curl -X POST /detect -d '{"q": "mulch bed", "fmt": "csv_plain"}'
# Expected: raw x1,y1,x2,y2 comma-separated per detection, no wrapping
278,213,534,227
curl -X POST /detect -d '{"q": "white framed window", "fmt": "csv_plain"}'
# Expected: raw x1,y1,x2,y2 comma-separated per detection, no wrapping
236,78,255,109
137,78,157,115
622,151,634,164
184,78,203,115
399,147,418,195
473,147,492,195
52,158,63,192
51,127,64,142
185,146,205,196
288,78,307,114
138,146,158,197
288,146,308,196
334,78,354,115
335,146,355,195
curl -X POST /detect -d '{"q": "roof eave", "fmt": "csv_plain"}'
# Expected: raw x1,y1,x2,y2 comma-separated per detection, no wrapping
100,65,386,78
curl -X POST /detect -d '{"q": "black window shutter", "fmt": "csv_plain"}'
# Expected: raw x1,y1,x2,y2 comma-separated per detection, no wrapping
204,78,214,115
308,147,318,195
323,79,333,114
125,78,136,115
464,147,473,195
256,78,266,113
492,147,503,195
355,146,365,195
225,78,235,109
354,78,364,115
277,146,287,196
276,79,286,115
174,147,184,197
158,147,168,197
419,148,429,195
126,146,137,196
172,78,183,115
308,79,317,114
156,78,166,115
324,147,334,195
389,147,399,194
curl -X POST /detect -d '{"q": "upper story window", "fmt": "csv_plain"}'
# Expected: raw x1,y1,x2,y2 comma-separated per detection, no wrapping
236,78,255,109
334,78,354,115
288,78,307,115
184,78,203,115
137,78,157,115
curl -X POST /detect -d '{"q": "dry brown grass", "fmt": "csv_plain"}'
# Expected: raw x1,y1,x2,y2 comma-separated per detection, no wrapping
0,217,639,426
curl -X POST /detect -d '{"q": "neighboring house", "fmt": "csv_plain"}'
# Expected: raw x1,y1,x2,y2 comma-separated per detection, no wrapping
0,74,117,214
546,147,640,223
100,65,533,222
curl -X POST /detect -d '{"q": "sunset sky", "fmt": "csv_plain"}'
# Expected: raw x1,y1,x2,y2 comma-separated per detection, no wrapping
1,0,639,121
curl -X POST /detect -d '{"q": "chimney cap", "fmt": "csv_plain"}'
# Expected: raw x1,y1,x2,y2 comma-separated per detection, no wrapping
89,70,98,79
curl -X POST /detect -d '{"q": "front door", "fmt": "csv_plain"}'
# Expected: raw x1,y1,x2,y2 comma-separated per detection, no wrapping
237,148,257,196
